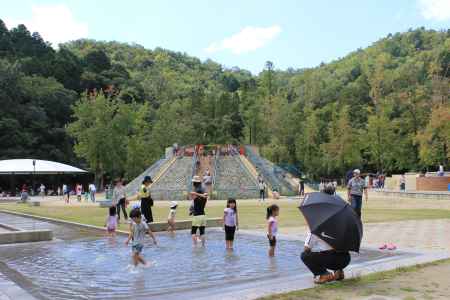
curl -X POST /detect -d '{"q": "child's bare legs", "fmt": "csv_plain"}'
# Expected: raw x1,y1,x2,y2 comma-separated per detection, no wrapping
200,235,205,246
226,240,233,250
132,253,140,266
132,253,146,266
269,246,275,257
192,234,198,245
167,220,175,233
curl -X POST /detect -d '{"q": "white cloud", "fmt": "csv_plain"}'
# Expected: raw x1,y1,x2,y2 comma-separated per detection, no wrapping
5,4,88,48
205,25,281,55
418,0,450,21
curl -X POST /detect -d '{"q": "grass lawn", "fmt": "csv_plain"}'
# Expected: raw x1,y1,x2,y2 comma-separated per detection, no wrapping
1,197,449,231
257,259,450,300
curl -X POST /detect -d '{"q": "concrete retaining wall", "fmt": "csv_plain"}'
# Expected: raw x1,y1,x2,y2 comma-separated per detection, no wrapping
417,176,450,191
0,230,52,244
0,210,222,234
148,218,222,232
371,190,450,200
0,222,20,231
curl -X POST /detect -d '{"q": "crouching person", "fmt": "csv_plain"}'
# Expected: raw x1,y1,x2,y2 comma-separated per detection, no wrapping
301,231,351,284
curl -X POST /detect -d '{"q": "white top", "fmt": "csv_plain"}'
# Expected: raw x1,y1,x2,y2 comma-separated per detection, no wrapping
112,185,126,205
304,232,333,252
168,208,176,220
258,182,267,190
76,185,82,195
39,185,45,192
268,216,278,236
89,184,96,192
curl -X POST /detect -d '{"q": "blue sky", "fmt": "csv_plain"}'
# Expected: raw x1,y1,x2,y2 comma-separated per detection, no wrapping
2,0,450,74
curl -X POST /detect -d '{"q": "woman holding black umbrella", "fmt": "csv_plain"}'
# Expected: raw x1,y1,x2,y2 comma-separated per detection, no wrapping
300,184,361,284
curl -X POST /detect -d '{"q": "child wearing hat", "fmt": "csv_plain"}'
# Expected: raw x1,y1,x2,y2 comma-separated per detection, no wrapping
167,201,178,233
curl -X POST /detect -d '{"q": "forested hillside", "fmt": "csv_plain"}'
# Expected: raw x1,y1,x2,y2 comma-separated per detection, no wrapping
0,18,448,180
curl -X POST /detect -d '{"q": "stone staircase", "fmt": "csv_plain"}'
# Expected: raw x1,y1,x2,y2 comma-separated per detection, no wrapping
150,157,194,200
213,155,259,199
196,155,213,177
244,146,297,196
125,157,171,196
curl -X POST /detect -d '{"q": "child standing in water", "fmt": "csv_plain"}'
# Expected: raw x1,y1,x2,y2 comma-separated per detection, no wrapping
167,201,178,233
105,206,118,237
267,204,279,257
125,208,157,268
223,198,239,250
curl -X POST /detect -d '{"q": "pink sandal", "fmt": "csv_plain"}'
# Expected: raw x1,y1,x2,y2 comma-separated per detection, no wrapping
387,243,397,250
379,244,387,250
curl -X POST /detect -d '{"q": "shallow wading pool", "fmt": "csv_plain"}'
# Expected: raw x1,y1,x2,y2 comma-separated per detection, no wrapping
0,212,414,300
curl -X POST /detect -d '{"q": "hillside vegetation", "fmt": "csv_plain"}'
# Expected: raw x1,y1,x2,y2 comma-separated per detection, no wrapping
0,19,448,180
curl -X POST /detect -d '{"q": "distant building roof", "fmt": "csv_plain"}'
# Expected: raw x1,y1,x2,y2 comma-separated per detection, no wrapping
0,159,87,174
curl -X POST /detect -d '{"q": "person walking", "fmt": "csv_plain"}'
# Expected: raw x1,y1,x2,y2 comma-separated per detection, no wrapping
347,169,368,218
63,184,70,203
75,183,82,202
88,182,96,202
113,179,128,223
20,184,29,203
139,176,154,224
299,178,305,197
39,183,46,199
258,180,267,203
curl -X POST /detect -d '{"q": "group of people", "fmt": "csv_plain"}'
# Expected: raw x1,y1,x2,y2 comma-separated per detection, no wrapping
61,183,96,203
101,169,368,285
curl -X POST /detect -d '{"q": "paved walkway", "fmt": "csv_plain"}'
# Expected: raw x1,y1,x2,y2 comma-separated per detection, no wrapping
280,219,450,252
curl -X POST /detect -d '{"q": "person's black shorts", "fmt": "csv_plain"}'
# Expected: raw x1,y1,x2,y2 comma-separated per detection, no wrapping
191,226,205,235
224,225,236,241
267,235,276,247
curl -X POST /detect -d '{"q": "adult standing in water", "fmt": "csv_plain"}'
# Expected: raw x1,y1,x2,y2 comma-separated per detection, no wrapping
190,175,208,246
347,169,367,218
139,176,154,224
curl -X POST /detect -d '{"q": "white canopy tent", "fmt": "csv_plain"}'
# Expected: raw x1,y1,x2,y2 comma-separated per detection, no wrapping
0,159,87,175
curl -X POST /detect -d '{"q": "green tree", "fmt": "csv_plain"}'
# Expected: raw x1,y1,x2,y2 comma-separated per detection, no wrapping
322,105,362,176
67,93,126,186
417,103,450,166
363,108,397,172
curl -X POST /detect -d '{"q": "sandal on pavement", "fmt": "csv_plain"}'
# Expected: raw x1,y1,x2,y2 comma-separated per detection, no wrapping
379,244,387,250
387,243,397,250
314,272,335,284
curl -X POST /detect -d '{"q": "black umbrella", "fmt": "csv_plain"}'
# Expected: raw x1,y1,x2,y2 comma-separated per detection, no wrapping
299,192,363,252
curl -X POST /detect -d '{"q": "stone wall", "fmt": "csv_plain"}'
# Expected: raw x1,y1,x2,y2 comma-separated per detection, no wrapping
214,156,259,199
416,176,450,191
150,157,193,200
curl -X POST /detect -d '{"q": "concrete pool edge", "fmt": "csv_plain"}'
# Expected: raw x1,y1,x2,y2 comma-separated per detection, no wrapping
0,209,222,234
183,250,450,300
